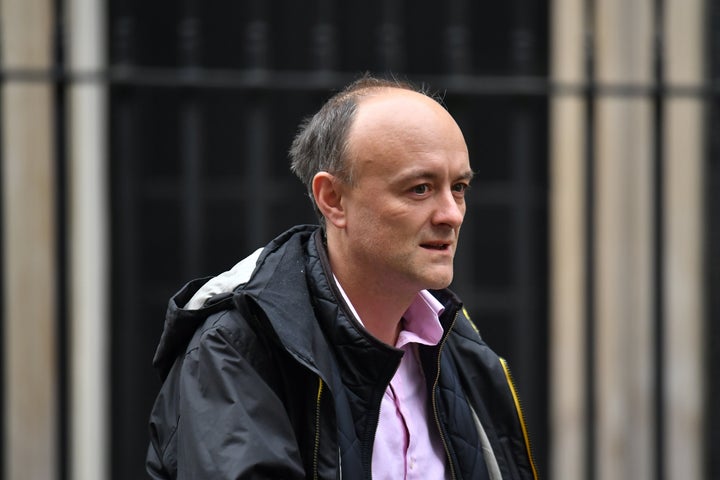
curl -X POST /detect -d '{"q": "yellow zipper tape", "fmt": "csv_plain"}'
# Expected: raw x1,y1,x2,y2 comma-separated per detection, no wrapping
499,358,539,480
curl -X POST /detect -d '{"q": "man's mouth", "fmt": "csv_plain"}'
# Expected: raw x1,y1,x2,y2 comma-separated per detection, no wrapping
420,242,451,251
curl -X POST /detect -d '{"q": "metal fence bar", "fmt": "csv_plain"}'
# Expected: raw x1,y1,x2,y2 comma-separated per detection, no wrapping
243,1,271,247
52,0,69,477
378,0,405,71
108,8,141,480
311,0,337,71
4,66,718,100
582,1,597,479
444,0,470,74
706,5,720,479
0,18,5,480
651,1,666,479
178,0,204,279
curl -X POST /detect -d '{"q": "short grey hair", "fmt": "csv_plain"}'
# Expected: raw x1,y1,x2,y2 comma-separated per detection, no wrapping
289,74,432,225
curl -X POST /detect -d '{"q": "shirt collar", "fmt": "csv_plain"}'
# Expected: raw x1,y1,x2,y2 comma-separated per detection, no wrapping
332,275,445,348
397,290,445,348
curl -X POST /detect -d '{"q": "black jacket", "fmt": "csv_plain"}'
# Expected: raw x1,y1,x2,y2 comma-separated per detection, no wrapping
147,225,537,479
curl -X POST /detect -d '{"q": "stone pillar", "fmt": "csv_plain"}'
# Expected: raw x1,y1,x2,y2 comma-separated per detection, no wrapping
663,0,705,478
66,0,110,478
0,0,58,478
595,2,655,478
549,0,587,478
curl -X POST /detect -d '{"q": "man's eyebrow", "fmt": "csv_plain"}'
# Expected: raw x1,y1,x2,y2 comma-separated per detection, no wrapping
393,168,475,183
458,170,475,181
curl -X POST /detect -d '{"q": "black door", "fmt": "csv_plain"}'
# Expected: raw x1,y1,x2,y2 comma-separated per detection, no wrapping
108,2,550,478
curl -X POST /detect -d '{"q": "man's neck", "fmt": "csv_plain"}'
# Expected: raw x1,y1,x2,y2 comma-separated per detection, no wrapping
348,294,409,346
337,279,414,346
325,230,418,345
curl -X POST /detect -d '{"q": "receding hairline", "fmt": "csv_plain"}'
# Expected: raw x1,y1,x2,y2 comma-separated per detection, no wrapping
334,84,412,103
344,86,462,151
335,81,440,111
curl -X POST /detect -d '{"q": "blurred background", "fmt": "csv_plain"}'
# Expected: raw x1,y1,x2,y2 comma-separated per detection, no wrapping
0,0,716,479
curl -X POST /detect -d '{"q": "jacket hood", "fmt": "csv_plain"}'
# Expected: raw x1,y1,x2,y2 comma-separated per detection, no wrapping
151,226,313,380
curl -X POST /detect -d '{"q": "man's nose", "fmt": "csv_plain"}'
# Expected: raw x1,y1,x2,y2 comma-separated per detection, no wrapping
432,190,465,228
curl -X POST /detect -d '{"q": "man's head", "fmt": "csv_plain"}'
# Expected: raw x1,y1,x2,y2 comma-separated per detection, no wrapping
291,75,472,297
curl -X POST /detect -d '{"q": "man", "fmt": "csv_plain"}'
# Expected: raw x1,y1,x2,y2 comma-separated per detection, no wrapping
147,76,537,479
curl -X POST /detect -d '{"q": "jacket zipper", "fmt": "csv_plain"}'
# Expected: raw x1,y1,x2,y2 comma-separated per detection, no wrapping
432,309,459,480
499,358,539,480
313,377,324,480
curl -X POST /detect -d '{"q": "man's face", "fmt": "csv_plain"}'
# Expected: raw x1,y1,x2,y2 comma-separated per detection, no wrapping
335,89,472,297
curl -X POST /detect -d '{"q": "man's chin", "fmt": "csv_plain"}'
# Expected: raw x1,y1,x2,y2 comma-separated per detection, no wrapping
423,272,454,291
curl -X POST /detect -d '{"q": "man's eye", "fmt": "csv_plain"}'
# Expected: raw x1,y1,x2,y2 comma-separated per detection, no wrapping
452,183,469,194
412,184,430,195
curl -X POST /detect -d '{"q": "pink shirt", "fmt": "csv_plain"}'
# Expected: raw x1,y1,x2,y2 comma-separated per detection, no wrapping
334,279,448,480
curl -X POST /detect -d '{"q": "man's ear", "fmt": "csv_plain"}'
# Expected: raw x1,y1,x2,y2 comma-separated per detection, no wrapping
312,172,347,229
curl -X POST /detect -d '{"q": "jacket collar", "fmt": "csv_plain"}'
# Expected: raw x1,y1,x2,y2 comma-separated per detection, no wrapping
237,226,403,388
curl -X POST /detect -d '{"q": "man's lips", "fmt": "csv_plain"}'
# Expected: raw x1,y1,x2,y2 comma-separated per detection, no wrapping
420,241,453,250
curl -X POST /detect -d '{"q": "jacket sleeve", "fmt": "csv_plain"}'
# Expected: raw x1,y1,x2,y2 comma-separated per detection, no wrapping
152,316,307,479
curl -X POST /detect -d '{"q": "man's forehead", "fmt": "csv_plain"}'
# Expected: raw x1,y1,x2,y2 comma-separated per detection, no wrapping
342,88,469,179
353,87,437,113
351,91,459,141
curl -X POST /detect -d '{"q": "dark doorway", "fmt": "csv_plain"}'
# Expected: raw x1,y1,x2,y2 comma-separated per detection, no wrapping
108,2,550,478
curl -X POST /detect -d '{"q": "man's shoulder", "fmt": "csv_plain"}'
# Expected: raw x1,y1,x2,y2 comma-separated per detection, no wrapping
451,306,486,342
445,307,506,374
185,293,270,356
